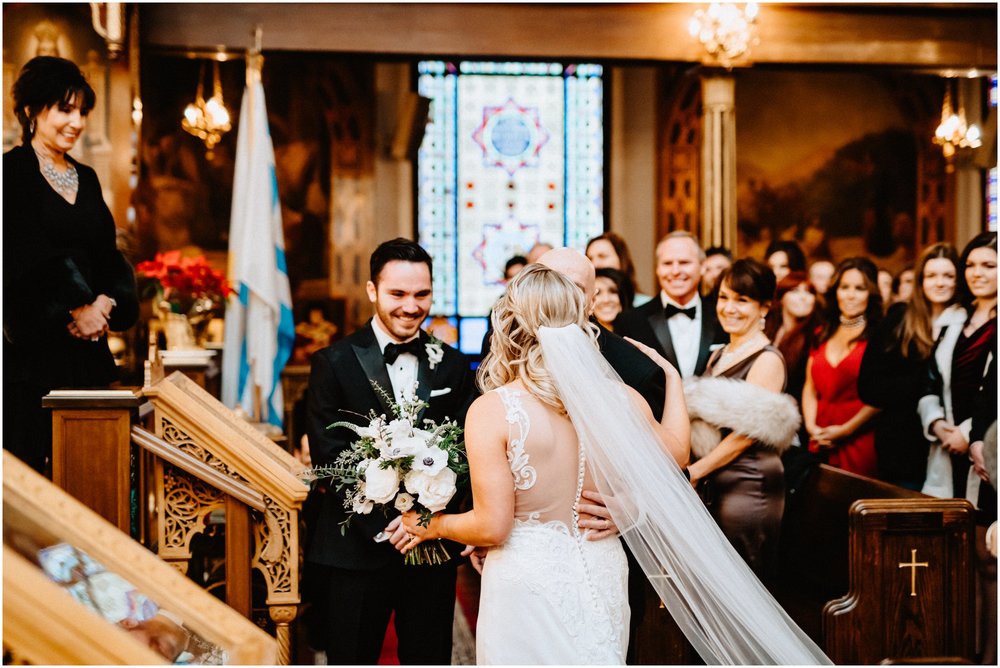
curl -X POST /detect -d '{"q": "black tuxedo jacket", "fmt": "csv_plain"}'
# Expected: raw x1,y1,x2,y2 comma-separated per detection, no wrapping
480,317,666,422
615,295,727,377
304,320,475,570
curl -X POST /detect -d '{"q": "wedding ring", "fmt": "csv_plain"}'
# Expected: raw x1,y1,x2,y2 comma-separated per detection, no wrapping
603,520,611,530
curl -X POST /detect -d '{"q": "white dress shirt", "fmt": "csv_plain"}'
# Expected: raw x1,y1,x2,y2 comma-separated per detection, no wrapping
371,318,420,404
659,292,702,378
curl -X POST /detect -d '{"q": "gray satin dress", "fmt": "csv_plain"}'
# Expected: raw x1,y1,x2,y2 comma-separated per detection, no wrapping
703,345,786,583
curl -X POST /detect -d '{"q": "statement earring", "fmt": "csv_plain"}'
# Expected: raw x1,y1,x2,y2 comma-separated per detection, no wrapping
29,119,35,135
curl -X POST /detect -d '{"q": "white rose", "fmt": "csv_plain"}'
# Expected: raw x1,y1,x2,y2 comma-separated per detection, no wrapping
364,460,401,504
426,342,444,369
386,418,413,441
404,467,457,513
357,459,373,474
394,492,415,512
412,446,449,475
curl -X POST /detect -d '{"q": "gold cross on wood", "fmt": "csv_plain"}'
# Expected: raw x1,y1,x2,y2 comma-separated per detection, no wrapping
897,548,929,597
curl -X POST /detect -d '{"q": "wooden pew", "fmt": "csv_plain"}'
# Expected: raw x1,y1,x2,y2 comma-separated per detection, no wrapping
634,462,973,664
2,451,276,664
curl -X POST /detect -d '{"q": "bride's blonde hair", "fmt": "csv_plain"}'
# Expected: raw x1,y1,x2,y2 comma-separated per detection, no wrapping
478,264,599,413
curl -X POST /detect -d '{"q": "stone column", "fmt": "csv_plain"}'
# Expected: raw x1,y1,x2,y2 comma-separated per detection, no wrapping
699,74,737,253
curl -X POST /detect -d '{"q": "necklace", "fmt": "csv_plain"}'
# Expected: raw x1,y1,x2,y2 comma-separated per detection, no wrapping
716,333,767,368
36,151,79,198
839,313,866,329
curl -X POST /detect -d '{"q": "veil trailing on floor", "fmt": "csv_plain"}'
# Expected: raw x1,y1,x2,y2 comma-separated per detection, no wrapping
537,325,831,665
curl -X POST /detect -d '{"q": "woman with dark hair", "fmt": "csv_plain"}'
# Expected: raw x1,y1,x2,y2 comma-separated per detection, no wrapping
919,232,997,506
765,240,807,283
859,243,962,490
3,56,139,473
684,258,800,581
764,271,821,446
585,231,651,305
593,267,634,330
801,257,882,477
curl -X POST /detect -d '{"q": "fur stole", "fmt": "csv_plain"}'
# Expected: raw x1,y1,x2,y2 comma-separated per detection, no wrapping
683,376,801,460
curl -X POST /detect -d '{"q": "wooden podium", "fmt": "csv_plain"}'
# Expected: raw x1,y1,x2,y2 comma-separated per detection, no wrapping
824,498,976,664
43,388,142,533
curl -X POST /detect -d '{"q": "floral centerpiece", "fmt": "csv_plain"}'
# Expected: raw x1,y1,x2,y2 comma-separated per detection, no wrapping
136,251,233,347
302,382,467,565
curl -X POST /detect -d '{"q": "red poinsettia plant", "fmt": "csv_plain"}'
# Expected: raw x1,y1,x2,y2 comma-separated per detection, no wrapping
136,251,234,317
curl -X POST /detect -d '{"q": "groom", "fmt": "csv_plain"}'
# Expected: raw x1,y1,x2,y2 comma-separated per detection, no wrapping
303,238,475,664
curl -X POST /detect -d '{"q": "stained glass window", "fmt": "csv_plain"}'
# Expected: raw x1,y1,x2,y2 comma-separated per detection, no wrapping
417,60,604,354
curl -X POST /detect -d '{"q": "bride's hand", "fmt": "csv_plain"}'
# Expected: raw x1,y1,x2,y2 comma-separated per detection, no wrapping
400,510,439,554
576,490,619,541
623,337,680,382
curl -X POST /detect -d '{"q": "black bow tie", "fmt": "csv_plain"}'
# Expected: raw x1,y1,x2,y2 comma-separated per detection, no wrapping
664,303,696,320
383,339,424,364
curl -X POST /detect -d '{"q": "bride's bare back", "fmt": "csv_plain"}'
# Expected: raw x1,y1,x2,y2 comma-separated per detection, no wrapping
490,381,596,531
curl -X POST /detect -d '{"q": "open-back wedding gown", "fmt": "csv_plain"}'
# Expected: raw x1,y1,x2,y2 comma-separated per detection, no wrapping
476,385,630,664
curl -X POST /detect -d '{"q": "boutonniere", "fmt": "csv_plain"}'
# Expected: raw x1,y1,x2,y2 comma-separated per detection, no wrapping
425,337,444,370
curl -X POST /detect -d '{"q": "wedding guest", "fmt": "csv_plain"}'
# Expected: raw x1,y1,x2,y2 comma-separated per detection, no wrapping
616,231,727,378
892,264,915,303
808,259,836,298
526,241,554,264
700,246,733,297
685,259,799,582
877,267,894,308
766,240,807,283
3,56,139,474
303,238,476,664
764,271,821,447
802,257,882,477
586,231,651,305
859,243,962,490
593,267,634,330
919,232,997,509
503,254,527,282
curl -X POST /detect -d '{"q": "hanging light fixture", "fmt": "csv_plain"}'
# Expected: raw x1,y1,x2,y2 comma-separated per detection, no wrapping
181,60,232,159
688,3,759,69
89,2,125,59
934,78,982,159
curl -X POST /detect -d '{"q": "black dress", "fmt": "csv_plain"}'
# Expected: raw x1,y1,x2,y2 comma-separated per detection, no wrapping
3,144,139,472
857,302,931,490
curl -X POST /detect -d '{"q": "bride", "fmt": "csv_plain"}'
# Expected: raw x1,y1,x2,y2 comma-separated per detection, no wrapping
401,264,830,665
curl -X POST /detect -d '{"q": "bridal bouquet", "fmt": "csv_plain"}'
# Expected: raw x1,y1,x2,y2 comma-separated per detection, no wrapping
303,382,467,565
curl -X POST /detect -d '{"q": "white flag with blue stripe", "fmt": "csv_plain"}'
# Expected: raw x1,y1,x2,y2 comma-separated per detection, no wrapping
221,63,294,429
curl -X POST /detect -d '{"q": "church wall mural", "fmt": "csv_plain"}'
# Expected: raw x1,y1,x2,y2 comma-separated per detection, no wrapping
733,69,944,272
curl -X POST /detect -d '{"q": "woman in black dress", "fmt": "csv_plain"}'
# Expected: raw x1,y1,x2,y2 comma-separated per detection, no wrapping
3,56,139,473
859,243,962,490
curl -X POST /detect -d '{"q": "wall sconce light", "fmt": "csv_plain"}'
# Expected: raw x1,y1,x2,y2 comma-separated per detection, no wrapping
688,2,759,69
934,79,982,159
89,2,125,60
181,60,232,159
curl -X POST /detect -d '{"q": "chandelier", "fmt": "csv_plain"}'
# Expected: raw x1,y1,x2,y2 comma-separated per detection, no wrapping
688,3,759,69
89,2,125,59
934,80,982,159
182,60,232,159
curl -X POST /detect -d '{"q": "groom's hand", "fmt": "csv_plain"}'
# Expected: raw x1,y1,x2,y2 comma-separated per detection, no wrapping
576,490,619,541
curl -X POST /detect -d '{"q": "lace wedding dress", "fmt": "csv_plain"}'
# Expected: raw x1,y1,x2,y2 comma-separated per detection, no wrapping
476,386,630,665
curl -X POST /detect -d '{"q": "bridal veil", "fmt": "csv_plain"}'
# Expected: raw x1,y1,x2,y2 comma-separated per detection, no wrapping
537,324,831,665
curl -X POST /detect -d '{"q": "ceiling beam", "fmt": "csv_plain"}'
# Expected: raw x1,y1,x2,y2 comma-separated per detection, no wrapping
140,3,996,70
